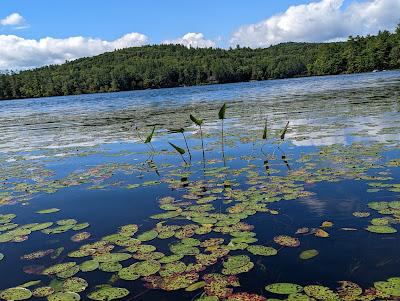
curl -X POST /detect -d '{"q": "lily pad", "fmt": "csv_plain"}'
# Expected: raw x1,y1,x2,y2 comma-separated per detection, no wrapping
265,283,303,295
274,235,300,247
137,230,158,242
374,281,400,296
366,225,397,234
128,260,160,276
32,287,55,297
299,249,319,260
80,260,99,272
36,208,60,214
304,285,339,300
99,262,122,273
47,292,81,301
118,268,140,281
87,287,129,301
42,262,77,275
0,287,32,300
93,253,131,263
62,277,88,293
247,245,277,256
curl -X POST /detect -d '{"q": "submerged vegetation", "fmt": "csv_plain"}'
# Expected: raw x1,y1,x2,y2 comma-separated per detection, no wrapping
1,26,400,100
0,74,399,300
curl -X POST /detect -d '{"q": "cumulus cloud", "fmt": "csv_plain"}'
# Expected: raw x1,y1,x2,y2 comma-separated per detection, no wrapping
0,12,25,26
0,33,148,70
230,0,400,48
163,32,216,48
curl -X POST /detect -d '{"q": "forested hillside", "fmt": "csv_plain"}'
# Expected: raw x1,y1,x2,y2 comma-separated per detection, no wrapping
1,27,399,100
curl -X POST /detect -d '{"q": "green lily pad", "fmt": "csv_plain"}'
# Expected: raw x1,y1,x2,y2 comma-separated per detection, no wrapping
368,202,389,210
265,283,303,294
0,253,4,261
87,287,129,301
118,268,140,281
371,217,391,226
62,277,88,293
36,208,60,214
366,225,397,234
47,292,81,301
128,260,161,276
185,281,206,292
32,287,55,297
273,235,300,247
160,261,187,277
137,230,158,242
99,262,122,273
56,265,80,279
304,285,339,300
20,280,41,288
247,245,277,256
0,287,32,300
42,262,77,275
287,293,312,300
352,212,370,218
93,253,131,263
299,249,319,260
170,243,200,255
80,260,99,272
374,281,400,296
72,223,90,231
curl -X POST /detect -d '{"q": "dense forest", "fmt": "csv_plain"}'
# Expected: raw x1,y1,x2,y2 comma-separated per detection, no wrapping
1,26,399,100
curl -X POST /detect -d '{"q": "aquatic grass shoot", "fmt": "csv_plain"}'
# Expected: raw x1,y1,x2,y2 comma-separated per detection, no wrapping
190,114,205,159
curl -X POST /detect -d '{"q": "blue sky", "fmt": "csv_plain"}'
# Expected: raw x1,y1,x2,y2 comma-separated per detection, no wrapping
0,0,399,69
1,0,315,42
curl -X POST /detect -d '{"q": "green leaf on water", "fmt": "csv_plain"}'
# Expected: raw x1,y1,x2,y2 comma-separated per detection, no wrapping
190,114,203,126
145,126,155,143
218,103,227,120
299,249,319,260
280,121,290,140
36,208,60,214
88,287,129,301
169,142,186,155
265,283,303,294
0,287,33,301
262,119,268,139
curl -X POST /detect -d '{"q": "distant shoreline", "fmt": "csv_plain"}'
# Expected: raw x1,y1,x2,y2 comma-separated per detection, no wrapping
1,27,399,101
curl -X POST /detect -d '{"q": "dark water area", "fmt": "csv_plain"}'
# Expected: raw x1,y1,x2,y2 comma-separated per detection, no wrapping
0,71,400,301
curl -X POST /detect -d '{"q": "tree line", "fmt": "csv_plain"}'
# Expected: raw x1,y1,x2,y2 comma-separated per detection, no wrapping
0,26,399,100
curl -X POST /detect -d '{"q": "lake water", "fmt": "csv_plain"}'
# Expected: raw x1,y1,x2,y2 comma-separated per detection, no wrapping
0,71,399,301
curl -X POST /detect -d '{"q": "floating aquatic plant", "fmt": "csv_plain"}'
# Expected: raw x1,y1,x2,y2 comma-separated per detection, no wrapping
265,283,303,295
87,287,129,301
299,249,319,260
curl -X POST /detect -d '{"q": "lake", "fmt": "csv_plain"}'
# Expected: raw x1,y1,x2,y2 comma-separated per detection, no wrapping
0,71,399,301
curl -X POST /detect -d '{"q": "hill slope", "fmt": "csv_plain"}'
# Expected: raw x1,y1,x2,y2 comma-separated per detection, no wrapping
0,28,399,100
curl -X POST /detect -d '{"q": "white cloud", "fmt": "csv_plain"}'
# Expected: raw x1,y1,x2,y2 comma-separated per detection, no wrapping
0,33,148,70
230,0,400,48
163,32,216,48
1,13,25,26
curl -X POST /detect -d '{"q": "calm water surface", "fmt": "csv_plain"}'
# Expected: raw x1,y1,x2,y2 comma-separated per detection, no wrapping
0,71,399,301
